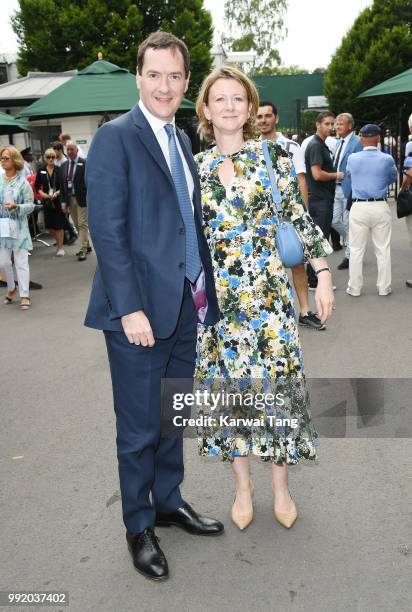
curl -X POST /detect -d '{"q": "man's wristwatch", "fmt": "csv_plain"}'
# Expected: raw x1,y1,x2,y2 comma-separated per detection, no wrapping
315,267,331,276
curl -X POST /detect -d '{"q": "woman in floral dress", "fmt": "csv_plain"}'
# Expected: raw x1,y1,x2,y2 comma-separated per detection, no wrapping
194,67,334,530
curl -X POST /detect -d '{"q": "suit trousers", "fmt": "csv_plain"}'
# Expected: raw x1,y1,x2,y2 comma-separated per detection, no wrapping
332,185,349,258
306,197,334,286
348,201,392,295
69,196,89,250
104,280,197,534
0,248,29,297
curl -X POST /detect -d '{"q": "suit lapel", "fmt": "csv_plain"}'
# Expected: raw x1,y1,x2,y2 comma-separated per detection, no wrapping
131,105,203,224
131,105,173,186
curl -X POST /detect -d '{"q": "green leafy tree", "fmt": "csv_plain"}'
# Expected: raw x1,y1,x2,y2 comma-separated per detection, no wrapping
11,0,213,99
324,0,412,121
270,65,310,76
223,0,288,75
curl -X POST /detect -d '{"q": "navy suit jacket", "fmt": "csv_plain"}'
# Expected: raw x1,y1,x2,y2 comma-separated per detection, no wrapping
84,104,219,338
335,132,363,198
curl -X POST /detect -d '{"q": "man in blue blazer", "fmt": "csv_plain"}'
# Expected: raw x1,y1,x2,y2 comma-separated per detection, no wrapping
332,113,363,269
84,32,223,581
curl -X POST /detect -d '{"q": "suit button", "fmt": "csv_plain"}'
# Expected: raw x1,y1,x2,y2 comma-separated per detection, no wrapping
179,227,185,235
178,262,184,269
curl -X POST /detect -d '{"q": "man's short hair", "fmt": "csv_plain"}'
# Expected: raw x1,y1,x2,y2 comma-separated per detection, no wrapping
259,100,278,116
137,31,190,77
316,111,335,124
336,112,354,128
59,133,71,141
52,141,64,151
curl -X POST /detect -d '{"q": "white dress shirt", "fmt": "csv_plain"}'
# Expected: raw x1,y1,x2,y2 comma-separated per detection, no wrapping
138,100,194,205
334,131,354,171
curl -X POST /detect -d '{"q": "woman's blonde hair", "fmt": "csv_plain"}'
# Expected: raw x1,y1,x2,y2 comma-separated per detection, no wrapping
44,148,55,162
0,145,24,171
196,66,259,142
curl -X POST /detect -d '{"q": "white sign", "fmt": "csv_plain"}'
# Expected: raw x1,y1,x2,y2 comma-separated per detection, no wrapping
307,96,329,108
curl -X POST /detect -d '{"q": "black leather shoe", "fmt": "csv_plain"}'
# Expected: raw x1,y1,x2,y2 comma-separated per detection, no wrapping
126,528,168,581
337,257,349,270
77,250,87,261
76,246,92,255
156,503,224,536
29,281,43,290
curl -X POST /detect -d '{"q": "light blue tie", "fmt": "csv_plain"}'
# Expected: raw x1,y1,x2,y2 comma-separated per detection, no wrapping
164,124,201,283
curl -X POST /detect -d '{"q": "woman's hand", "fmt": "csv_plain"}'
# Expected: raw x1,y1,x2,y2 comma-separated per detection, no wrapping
315,271,334,324
4,202,19,211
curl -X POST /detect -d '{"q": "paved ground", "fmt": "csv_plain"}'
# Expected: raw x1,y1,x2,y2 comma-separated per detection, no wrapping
1,202,411,612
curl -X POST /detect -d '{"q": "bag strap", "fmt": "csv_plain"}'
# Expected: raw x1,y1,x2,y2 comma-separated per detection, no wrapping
262,139,282,215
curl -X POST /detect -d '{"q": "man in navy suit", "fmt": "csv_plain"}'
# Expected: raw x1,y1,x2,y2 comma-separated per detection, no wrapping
84,31,223,581
332,113,363,270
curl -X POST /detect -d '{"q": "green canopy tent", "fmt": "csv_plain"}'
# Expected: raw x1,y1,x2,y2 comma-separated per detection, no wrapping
0,110,31,135
18,60,195,120
358,67,412,97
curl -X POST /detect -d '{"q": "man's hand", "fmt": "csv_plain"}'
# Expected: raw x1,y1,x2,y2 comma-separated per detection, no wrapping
336,171,345,181
315,272,335,324
121,310,155,346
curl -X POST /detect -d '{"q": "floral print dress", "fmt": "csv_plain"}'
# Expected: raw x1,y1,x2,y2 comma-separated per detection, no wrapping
194,139,332,464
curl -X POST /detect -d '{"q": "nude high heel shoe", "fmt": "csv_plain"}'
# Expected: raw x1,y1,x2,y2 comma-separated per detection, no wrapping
231,481,254,530
274,499,298,529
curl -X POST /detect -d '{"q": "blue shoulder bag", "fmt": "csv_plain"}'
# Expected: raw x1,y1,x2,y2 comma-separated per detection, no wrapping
262,139,304,268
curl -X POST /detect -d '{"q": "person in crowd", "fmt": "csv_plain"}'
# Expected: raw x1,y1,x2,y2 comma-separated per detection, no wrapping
383,128,396,159
61,142,90,260
194,66,334,532
302,125,341,251
257,100,325,331
405,114,412,158
58,133,86,158
35,148,66,256
52,141,77,245
345,124,397,297
20,147,36,178
400,156,412,288
331,113,363,270
0,146,34,310
52,141,67,167
305,111,343,289
84,31,224,582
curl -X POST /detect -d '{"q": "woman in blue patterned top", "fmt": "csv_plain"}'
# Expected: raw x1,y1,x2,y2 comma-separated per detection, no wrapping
194,67,335,530
0,146,34,310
